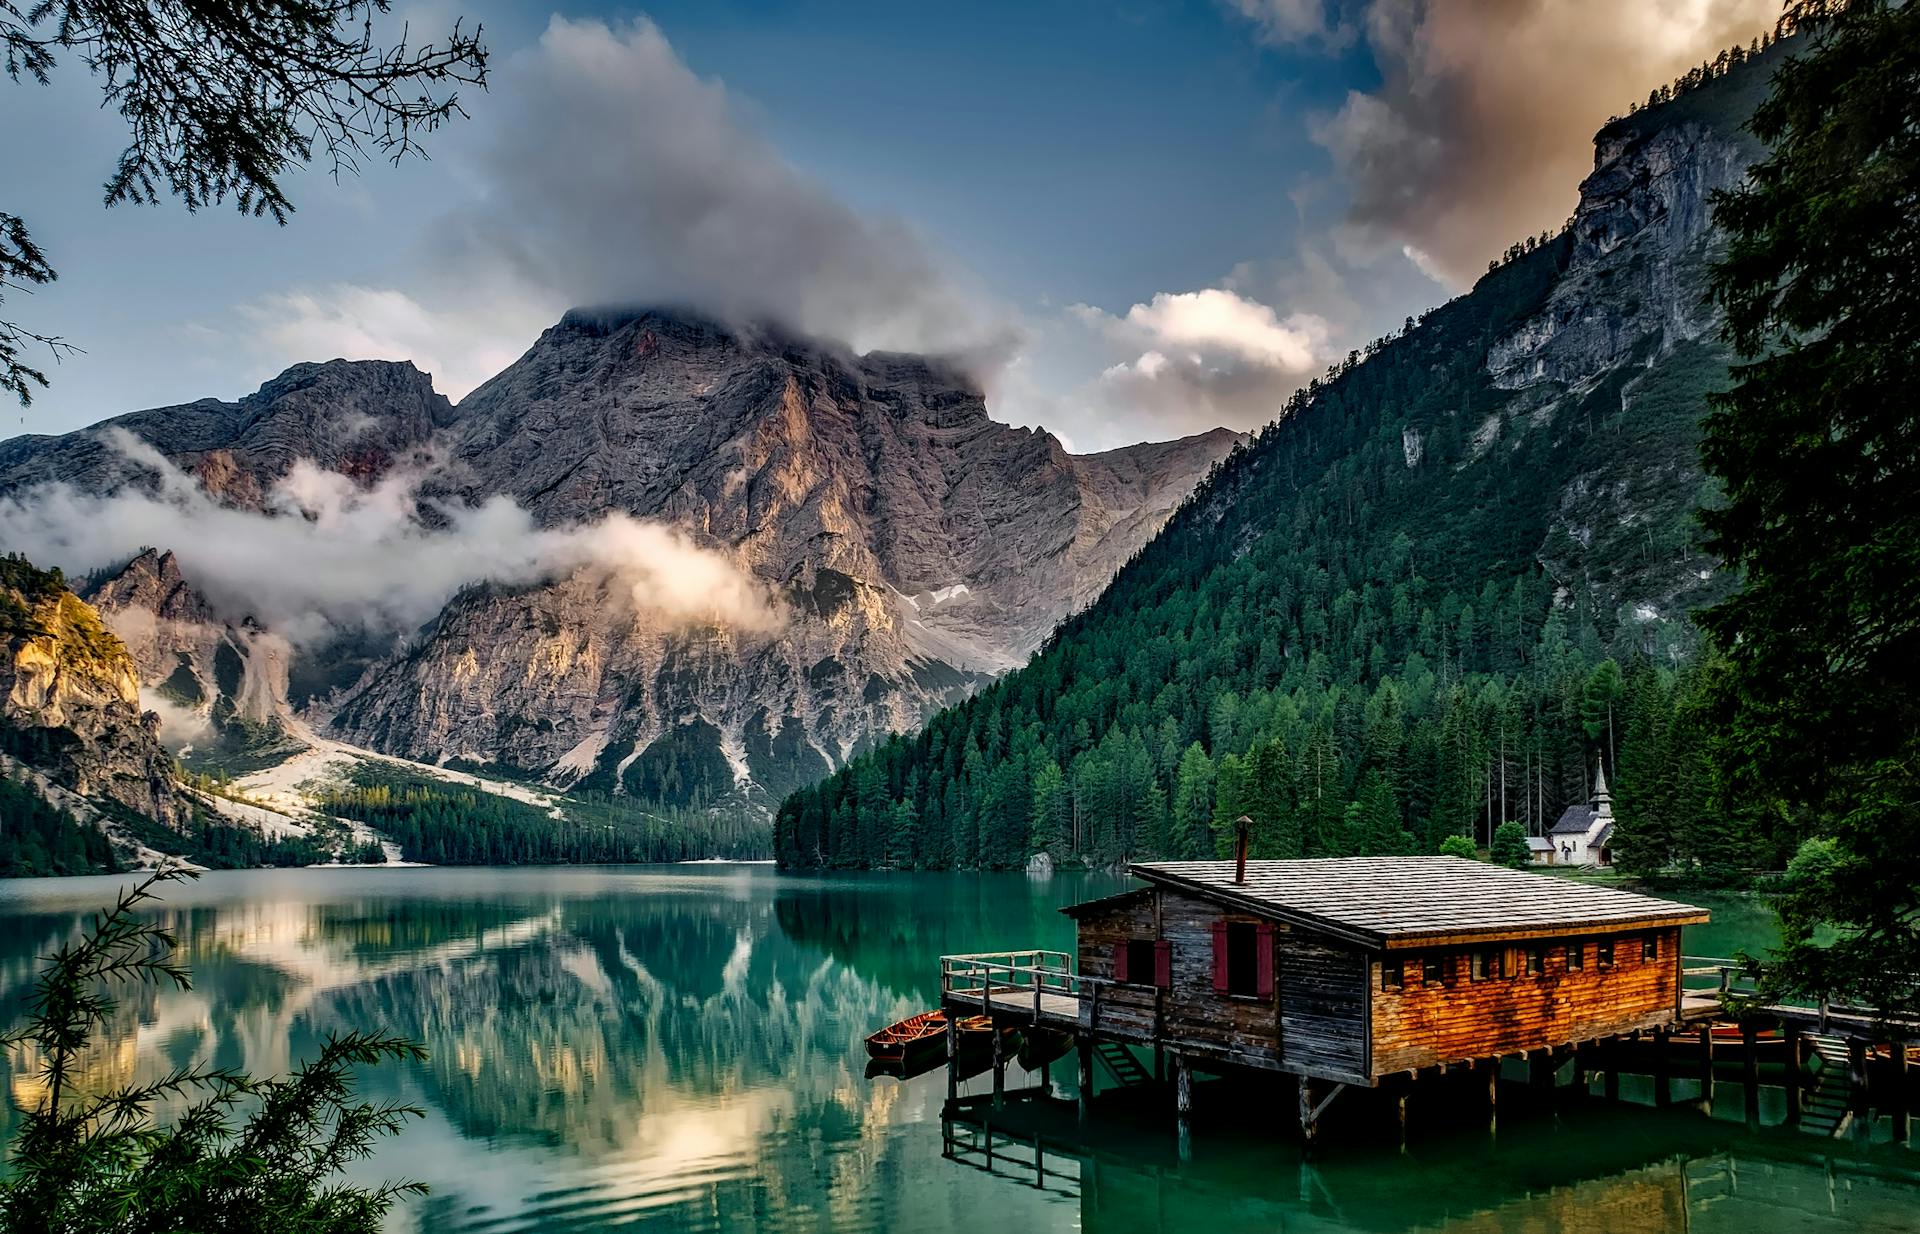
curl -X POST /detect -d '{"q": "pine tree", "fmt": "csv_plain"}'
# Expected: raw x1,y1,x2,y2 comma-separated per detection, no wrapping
1702,0,1920,1014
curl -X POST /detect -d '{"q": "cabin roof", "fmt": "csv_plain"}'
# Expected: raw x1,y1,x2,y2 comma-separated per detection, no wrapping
1121,856,1707,950
1059,886,1152,917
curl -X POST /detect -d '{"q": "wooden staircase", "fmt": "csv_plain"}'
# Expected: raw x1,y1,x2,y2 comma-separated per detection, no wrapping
1798,1033,1855,1137
1094,1040,1153,1088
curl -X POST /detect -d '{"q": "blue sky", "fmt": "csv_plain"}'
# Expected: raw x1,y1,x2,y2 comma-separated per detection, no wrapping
1,0,1776,450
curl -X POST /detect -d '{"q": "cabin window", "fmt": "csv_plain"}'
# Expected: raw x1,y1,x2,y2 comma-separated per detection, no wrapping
1227,922,1259,995
1424,955,1447,986
1382,958,1404,990
1642,934,1659,962
1472,950,1499,981
1566,943,1584,971
1597,939,1615,968
1526,947,1544,976
1114,938,1170,988
1211,920,1274,997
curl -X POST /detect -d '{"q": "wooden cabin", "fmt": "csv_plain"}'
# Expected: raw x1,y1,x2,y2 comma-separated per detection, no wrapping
1061,856,1707,1087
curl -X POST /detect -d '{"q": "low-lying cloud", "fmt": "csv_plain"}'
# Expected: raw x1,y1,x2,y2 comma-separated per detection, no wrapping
237,14,1014,401
1066,287,1329,440
0,430,783,645
1307,0,1777,284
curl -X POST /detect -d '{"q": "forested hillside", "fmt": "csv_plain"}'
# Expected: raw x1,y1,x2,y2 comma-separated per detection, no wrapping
776,42,1793,879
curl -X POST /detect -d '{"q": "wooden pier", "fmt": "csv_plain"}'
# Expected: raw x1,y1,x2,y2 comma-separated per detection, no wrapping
935,857,1918,1145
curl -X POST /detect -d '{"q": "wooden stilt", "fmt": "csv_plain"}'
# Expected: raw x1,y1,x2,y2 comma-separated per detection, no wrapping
1698,1024,1714,1110
1849,1038,1870,1125
1572,1042,1588,1091
1742,1021,1760,1125
1174,1054,1193,1117
1783,1023,1802,1125
1298,1075,1318,1151
1530,1049,1557,1097
946,1013,960,1106
991,1019,1006,1108
1396,1084,1410,1154
1077,1033,1094,1118
1892,1040,1910,1144
1653,1028,1671,1107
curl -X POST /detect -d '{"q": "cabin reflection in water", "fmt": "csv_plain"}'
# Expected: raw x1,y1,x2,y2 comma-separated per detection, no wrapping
941,1098,1920,1234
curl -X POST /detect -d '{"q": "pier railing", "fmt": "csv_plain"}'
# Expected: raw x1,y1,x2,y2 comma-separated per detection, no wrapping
940,950,1175,1048
939,950,1088,1018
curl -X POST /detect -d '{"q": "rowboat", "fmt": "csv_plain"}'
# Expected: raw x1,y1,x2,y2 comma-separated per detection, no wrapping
865,1011,1021,1079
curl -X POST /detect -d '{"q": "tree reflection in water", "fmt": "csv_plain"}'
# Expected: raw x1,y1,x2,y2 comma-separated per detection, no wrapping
0,867,1911,1234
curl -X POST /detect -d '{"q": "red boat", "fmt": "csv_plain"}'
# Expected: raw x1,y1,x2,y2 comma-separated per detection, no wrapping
865,1011,1015,1077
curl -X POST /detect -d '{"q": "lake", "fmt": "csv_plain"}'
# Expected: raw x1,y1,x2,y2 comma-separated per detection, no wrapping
0,867,1913,1233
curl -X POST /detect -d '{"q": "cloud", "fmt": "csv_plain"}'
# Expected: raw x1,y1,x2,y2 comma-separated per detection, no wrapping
1225,0,1351,46
1066,287,1330,440
232,15,1014,399
1307,0,1777,285
0,429,783,645
236,284,557,405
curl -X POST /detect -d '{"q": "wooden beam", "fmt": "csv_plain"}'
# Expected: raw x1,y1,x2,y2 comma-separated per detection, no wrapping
1742,1020,1761,1125
1783,1023,1802,1125
1893,1039,1910,1144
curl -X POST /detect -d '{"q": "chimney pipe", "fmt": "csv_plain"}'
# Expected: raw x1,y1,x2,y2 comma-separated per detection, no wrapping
1234,815,1252,884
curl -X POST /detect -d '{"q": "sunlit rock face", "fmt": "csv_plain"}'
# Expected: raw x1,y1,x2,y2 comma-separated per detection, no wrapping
0,311,1238,809
0,572,187,825
330,309,1239,800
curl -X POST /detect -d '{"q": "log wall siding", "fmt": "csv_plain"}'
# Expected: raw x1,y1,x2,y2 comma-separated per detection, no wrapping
1070,889,1372,1080
1159,889,1282,1069
1278,929,1368,1080
1370,928,1682,1074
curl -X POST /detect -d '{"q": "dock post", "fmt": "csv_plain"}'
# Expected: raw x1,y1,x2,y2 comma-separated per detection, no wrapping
1783,1023,1802,1125
946,1013,960,1107
1076,1034,1094,1120
1742,1021,1761,1125
1698,1024,1715,1110
1483,1058,1498,1139
1572,1042,1587,1092
1298,1076,1319,1152
1396,1079,1410,1154
1653,1028,1671,1107
1893,1039,1910,1144
1174,1054,1193,1161
1849,1038,1869,1127
992,1018,1006,1109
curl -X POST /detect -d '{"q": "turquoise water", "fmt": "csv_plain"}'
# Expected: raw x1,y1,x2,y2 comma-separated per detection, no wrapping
0,867,1910,1233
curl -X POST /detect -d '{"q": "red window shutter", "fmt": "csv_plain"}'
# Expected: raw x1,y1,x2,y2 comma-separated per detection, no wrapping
1113,940,1130,983
1211,920,1228,992
1255,922,1276,998
1154,940,1172,989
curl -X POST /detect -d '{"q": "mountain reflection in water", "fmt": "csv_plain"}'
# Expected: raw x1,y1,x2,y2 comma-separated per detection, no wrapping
0,867,1912,1234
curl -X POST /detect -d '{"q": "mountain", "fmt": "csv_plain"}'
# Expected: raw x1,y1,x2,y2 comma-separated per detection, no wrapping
775,42,1790,872
0,312,1239,815
331,310,1239,802
0,557,186,827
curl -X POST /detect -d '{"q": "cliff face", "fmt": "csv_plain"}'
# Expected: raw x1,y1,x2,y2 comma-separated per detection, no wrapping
0,315,1237,809
0,360,453,505
1476,53,1780,639
0,561,185,825
332,311,1240,799
85,549,298,759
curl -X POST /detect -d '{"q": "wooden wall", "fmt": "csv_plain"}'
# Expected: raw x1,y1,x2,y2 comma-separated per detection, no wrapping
1070,888,1370,1082
1370,928,1682,1074
1277,930,1367,1081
